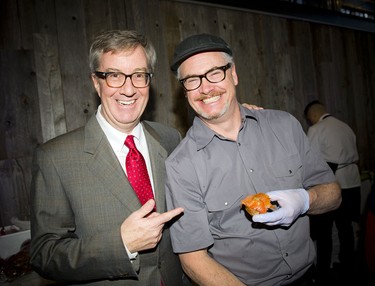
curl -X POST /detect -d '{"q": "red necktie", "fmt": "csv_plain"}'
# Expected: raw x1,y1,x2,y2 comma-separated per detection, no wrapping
125,135,155,206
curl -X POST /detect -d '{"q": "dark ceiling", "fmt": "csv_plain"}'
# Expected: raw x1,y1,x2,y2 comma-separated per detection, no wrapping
303,0,375,19
192,0,375,33
340,0,375,14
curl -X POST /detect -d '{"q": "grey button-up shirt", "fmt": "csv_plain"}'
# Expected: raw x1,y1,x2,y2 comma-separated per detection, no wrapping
165,105,335,285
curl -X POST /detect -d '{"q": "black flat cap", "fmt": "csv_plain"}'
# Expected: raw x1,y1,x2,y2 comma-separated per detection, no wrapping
171,33,232,72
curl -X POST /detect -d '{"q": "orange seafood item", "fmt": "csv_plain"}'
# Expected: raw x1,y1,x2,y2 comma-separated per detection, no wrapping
241,193,275,216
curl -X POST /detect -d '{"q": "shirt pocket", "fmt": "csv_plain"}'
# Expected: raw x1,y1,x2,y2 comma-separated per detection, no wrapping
269,153,303,188
206,192,245,235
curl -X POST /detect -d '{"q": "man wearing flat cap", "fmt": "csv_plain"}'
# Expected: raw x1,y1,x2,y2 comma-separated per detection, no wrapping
165,33,341,285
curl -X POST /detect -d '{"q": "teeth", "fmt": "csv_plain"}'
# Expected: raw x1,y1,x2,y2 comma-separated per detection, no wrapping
118,99,135,106
202,96,220,104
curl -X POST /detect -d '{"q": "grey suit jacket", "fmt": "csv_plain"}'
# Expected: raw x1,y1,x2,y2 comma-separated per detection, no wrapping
30,114,186,285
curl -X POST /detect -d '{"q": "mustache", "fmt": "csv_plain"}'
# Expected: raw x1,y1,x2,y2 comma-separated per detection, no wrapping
194,92,222,102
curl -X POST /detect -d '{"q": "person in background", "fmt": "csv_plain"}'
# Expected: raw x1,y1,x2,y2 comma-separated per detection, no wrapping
29,30,187,285
304,100,362,285
165,33,341,286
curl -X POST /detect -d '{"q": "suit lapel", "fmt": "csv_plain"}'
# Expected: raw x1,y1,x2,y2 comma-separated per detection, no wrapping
84,115,142,213
143,122,169,212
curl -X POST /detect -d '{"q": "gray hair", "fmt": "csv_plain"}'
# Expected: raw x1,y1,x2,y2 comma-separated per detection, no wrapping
89,30,157,72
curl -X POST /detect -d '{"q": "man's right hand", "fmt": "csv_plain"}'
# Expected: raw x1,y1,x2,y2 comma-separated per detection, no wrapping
120,199,184,252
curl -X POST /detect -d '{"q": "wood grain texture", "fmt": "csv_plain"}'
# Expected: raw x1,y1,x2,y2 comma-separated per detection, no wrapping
0,0,374,225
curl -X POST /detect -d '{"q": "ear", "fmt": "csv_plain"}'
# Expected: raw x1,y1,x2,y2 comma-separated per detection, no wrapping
230,64,238,86
91,74,101,95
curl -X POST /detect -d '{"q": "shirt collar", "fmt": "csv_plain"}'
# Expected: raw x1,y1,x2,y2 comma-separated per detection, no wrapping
96,104,143,152
319,113,331,122
192,104,258,150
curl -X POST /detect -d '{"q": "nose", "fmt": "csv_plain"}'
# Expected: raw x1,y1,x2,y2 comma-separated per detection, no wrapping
119,77,136,97
199,77,214,93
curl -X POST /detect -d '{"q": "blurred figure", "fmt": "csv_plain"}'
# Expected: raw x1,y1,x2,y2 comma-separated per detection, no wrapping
304,100,361,284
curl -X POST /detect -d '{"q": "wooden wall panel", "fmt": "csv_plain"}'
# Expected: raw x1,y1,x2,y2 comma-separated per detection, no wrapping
0,0,22,50
217,9,262,106
16,0,37,50
83,0,128,44
55,0,96,132
0,0,374,226
34,0,58,35
33,34,67,143
0,50,41,160
288,21,318,125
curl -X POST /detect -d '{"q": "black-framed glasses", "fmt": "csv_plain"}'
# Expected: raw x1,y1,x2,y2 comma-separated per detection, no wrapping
179,63,232,91
94,71,153,88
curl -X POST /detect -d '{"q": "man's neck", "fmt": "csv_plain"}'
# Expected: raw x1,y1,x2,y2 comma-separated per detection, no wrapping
201,104,242,141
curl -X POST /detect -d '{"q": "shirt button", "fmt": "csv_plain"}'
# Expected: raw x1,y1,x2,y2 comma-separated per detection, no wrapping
224,202,228,206
249,169,254,173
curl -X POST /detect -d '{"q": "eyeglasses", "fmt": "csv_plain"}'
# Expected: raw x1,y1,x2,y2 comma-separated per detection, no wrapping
179,63,232,91
94,71,153,88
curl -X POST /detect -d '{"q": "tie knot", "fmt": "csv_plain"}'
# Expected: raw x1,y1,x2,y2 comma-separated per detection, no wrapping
125,135,136,150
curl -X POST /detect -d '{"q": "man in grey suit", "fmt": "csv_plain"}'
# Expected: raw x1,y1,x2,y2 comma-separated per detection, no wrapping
30,30,186,285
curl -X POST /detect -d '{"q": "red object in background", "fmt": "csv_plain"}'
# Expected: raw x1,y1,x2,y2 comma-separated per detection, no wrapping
366,210,375,274
365,183,375,283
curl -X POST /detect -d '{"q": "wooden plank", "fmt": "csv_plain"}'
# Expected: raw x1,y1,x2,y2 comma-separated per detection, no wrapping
288,20,318,126
16,0,37,50
0,50,42,159
0,0,22,49
217,8,262,106
55,0,98,132
270,17,295,112
257,15,280,109
34,0,58,34
160,0,195,134
328,27,348,120
346,32,375,171
33,33,67,142
83,0,127,45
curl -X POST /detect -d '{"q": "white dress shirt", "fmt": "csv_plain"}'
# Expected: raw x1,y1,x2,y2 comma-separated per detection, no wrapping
95,104,156,260
95,105,155,192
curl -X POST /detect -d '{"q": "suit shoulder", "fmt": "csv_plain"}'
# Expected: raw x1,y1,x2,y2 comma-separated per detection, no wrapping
143,121,182,154
38,126,85,152
143,120,179,135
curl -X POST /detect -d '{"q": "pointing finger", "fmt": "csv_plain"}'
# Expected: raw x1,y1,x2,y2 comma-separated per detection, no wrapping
151,207,184,226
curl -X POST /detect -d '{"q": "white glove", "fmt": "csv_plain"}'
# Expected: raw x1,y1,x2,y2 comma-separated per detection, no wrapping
252,188,309,227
